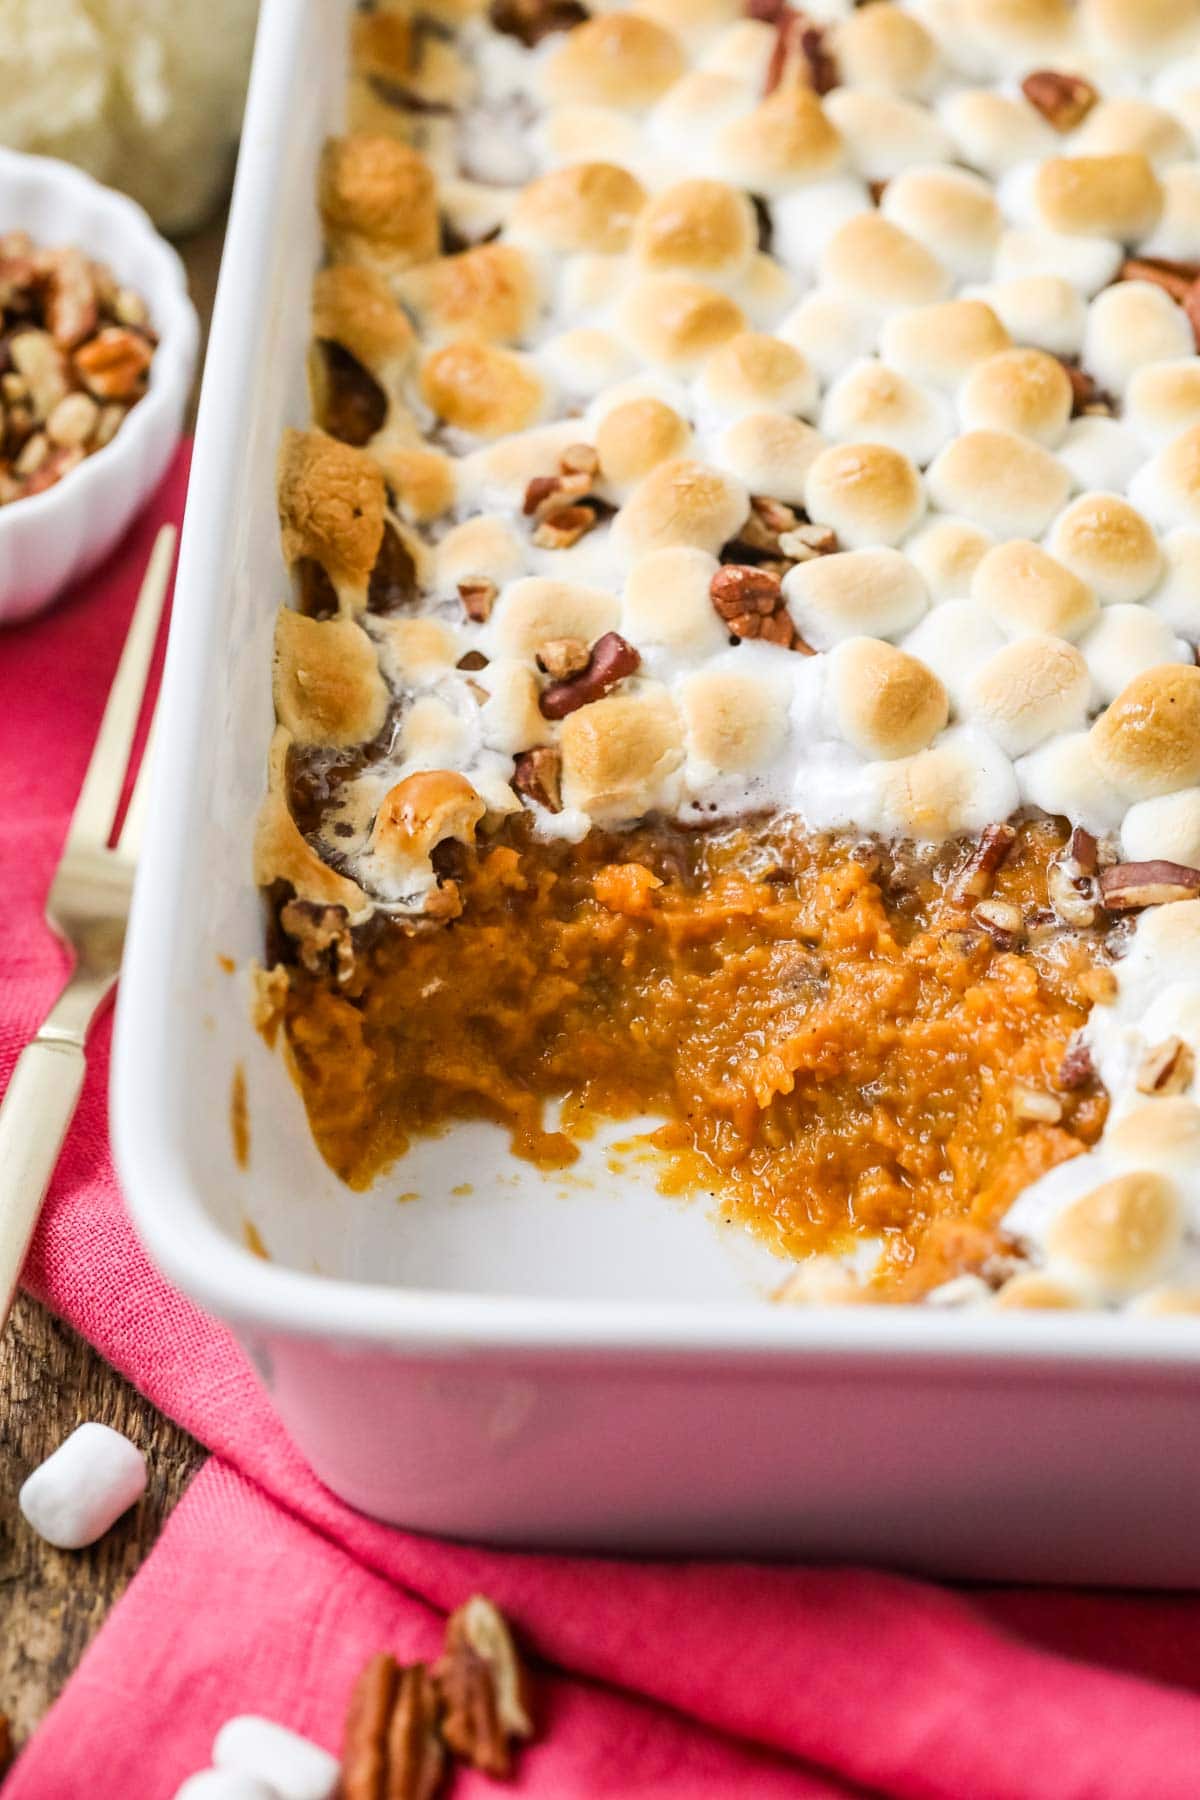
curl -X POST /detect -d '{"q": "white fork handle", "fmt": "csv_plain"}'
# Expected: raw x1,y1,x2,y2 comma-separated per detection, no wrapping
0,1037,86,1326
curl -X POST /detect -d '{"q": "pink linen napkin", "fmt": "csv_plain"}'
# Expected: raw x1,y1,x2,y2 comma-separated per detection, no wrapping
5,449,1200,1798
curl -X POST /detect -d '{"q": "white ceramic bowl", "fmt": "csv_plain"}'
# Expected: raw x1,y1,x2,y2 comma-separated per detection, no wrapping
0,146,198,626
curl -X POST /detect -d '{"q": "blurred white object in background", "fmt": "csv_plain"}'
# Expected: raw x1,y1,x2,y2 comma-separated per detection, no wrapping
0,0,259,232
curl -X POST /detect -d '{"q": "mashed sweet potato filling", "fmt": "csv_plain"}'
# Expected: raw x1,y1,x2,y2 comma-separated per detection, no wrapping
277,818,1107,1297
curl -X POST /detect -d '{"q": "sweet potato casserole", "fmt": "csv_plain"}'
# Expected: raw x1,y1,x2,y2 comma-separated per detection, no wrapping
255,0,1200,1311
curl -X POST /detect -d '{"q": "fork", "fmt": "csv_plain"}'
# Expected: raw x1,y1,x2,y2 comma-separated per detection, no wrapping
0,523,176,1326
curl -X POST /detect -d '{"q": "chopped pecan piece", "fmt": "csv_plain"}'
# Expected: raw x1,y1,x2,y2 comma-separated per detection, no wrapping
972,898,1025,950
540,630,640,719
956,822,1016,902
1011,1083,1064,1125
763,6,839,97
710,563,809,650
279,899,355,982
1047,828,1101,928
536,635,591,679
778,522,837,562
522,470,592,519
458,576,497,623
1185,282,1200,354
1099,859,1200,911
1057,1039,1096,1091
433,1596,534,1778
39,244,99,347
1136,1036,1195,1097
1059,360,1113,417
457,648,489,672
488,0,589,48
513,744,563,812
532,503,596,549
1021,69,1099,131
560,440,600,477
73,325,153,400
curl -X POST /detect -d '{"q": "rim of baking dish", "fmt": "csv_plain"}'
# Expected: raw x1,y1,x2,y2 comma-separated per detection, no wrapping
0,147,197,557
112,0,1200,1367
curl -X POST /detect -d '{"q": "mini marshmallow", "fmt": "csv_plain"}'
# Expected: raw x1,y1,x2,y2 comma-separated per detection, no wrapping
1129,425,1200,531
967,276,1085,360
1148,528,1200,640
804,440,925,547
1140,165,1200,263
19,1422,147,1549
958,348,1073,447
1057,417,1148,497
1034,155,1163,245
1079,603,1190,706
1126,361,1200,451
879,298,1011,391
904,516,993,601
870,724,1019,842
993,227,1123,299
881,163,1001,282
779,290,880,384
1073,96,1192,167
1083,283,1195,399
963,634,1091,757
1015,730,1129,835
834,5,941,98
926,428,1070,538
213,1718,339,1800
1047,493,1163,605
824,88,956,180
971,540,1099,642
175,1776,281,1800
1122,789,1200,867
784,546,928,649
819,213,951,314
820,360,952,465
717,412,826,504
939,88,1056,177
771,177,875,275
898,599,1006,712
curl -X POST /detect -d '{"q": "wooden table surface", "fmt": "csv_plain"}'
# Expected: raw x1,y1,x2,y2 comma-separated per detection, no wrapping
0,211,226,1760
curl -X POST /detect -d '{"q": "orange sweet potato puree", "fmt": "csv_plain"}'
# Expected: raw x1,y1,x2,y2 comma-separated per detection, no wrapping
277,818,1107,1298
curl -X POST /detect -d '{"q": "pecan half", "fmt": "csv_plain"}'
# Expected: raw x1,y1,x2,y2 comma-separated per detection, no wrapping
955,822,1016,902
340,1654,446,1800
513,744,563,812
432,1596,534,1778
539,630,640,718
1136,1036,1195,1097
1021,69,1099,132
457,576,497,623
1099,859,1200,911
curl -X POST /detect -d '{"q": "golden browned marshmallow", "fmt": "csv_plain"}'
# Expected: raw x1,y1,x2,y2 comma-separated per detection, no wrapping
881,165,1001,282
821,363,949,466
971,540,1099,641
635,0,741,39
620,546,728,661
965,634,1090,756
820,213,951,311
879,298,1011,391
905,517,993,601
829,637,948,759
1048,494,1163,605
559,687,685,821
959,348,1073,448
1138,424,1200,527
617,276,746,372
614,459,749,561
435,514,525,592
1091,663,1200,798
476,660,550,758
373,446,456,525
254,729,369,913
961,0,1073,58
784,547,927,649
370,770,484,866
833,4,939,96
1084,283,1195,400
595,398,692,500
493,576,619,660
1108,1098,1200,1179
311,264,414,384
1125,360,1200,449
926,429,1070,538
543,12,685,110
680,668,789,777
1045,1170,1184,1299
698,333,817,421
277,429,386,612
273,610,389,747
509,162,647,256
1080,0,1200,61
804,441,924,549
941,90,1055,179
1132,1285,1200,1316
823,89,954,182
419,340,544,439
990,1273,1084,1310
1122,789,1200,868
1035,155,1163,242
318,135,439,276
717,86,845,194
632,179,757,283
719,413,826,507
873,729,1017,839
374,616,459,689
1073,97,1191,167
396,243,541,346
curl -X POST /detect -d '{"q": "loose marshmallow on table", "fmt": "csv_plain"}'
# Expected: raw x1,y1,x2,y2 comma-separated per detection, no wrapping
213,1717,339,1800
19,1422,147,1549
175,1774,282,1800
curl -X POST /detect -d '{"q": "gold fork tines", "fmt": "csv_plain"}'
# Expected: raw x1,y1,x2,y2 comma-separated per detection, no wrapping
0,524,176,1325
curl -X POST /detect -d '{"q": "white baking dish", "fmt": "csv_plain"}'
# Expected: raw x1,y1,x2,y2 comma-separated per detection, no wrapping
113,0,1200,1585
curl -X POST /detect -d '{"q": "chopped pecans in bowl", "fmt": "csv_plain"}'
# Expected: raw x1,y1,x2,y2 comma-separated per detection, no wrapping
0,230,157,505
